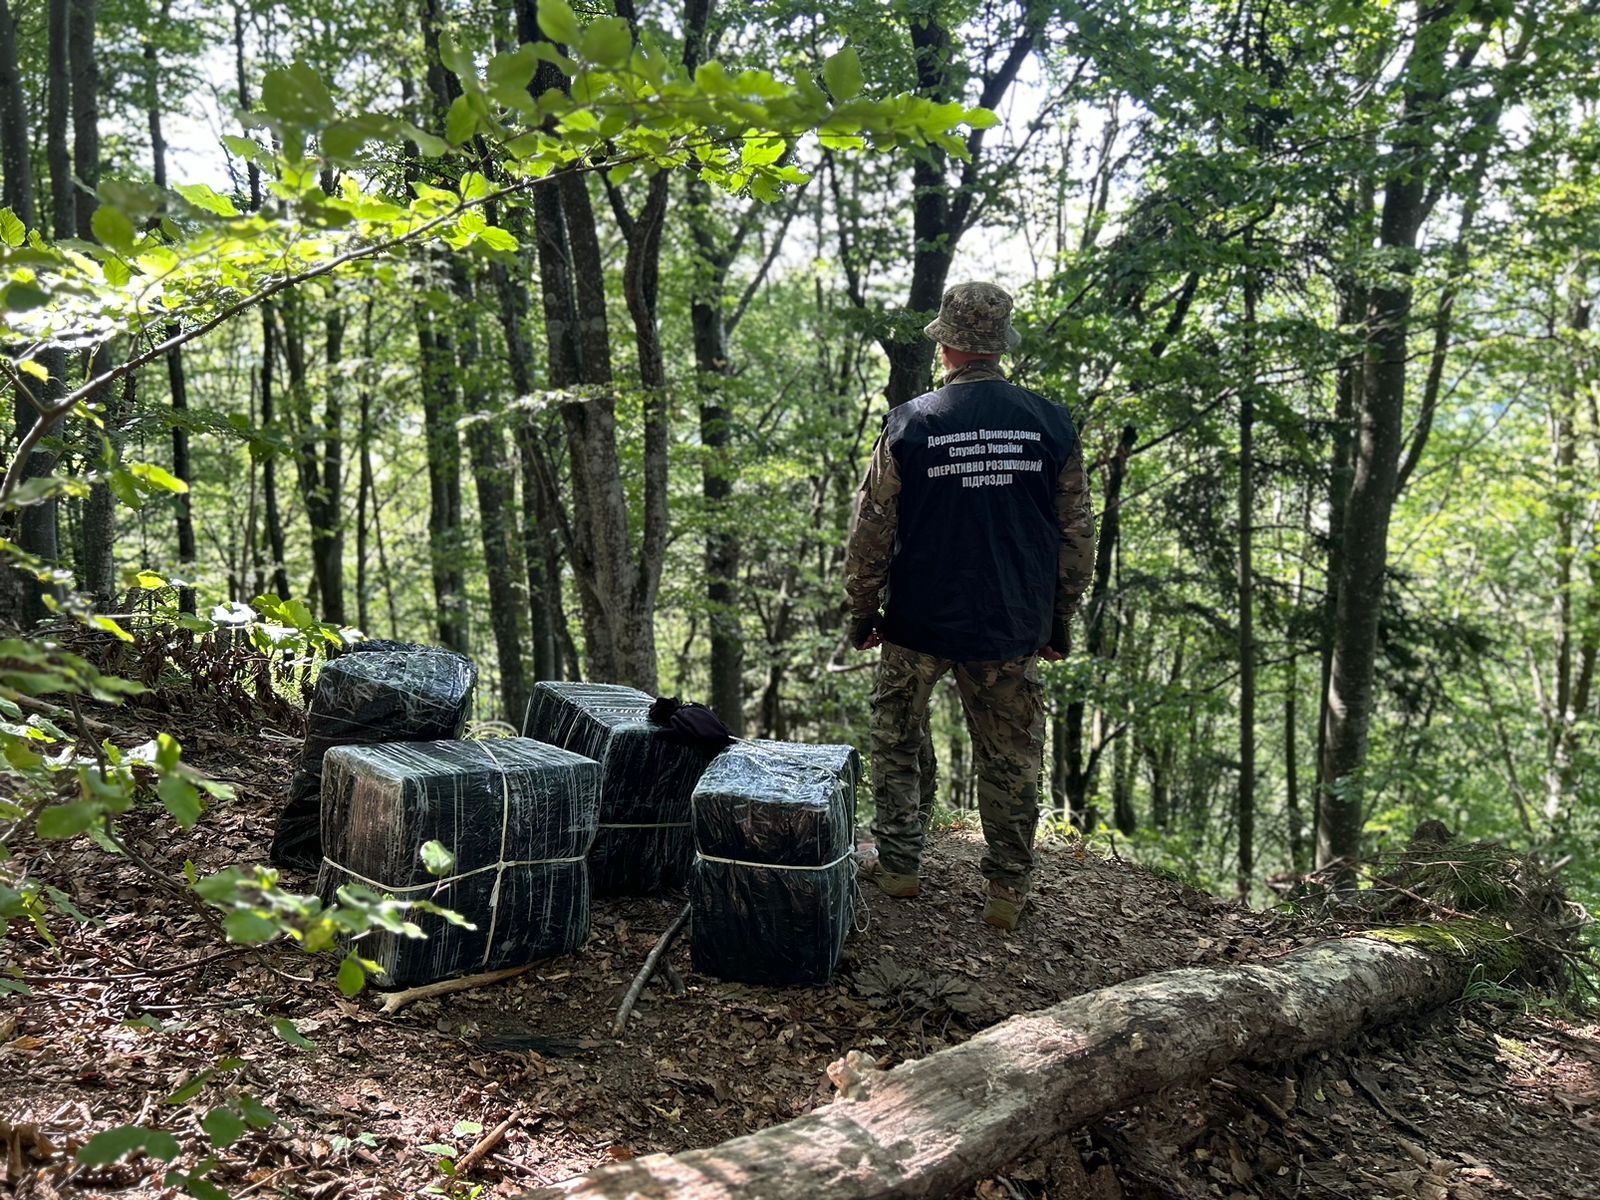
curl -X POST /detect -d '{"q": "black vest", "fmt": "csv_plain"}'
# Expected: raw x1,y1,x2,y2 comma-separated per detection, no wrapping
879,376,1078,662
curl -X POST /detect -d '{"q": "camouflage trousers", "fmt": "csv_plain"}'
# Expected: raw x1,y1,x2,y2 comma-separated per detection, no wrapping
869,641,1045,889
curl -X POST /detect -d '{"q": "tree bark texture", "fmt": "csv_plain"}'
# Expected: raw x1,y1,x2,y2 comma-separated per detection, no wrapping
514,0,656,690
522,926,1515,1200
0,0,59,625
1060,424,1134,823
45,0,71,240
145,29,196,613
1316,11,1455,874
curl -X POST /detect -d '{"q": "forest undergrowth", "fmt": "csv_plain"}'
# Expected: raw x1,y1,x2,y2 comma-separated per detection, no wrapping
2,660,1597,1200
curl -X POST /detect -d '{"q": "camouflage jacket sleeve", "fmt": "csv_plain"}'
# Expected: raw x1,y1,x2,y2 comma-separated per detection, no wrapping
1056,445,1094,620
844,434,901,619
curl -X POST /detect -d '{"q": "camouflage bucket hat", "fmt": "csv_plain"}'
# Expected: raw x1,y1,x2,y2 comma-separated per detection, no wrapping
923,281,1021,354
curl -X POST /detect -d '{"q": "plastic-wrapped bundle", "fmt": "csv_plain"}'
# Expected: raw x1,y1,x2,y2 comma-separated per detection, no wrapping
317,737,598,987
271,645,477,870
523,682,717,895
689,740,860,986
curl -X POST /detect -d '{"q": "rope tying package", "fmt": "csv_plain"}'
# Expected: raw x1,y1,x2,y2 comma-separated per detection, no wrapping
689,738,861,986
523,681,718,896
317,736,599,987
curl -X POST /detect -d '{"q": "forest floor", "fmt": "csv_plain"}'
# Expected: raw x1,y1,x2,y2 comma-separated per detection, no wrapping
3,701,1598,1200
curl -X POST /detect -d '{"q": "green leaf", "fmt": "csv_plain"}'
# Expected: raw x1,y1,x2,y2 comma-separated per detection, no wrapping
238,1094,276,1130
273,1017,317,1051
200,1106,247,1149
176,185,240,219
438,35,478,83
475,226,519,252
221,134,260,160
222,911,276,945
37,802,100,840
964,106,1000,130
86,614,134,642
0,206,23,246
259,61,337,130
129,462,189,494
77,1125,181,1166
158,774,202,829
451,1120,483,1137
165,1070,214,1104
0,978,33,996
822,47,863,101
537,0,581,45
109,467,144,511
579,16,632,68
17,358,47,382
445,95,478,146
488,45,539,89
3,281,47,311
165,1167,231,1200
420,839,456,876
91,206,137,255
337,954,366,997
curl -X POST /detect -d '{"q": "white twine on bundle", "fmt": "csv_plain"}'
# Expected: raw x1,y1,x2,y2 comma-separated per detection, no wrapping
694,849,856,871
321,737,589,966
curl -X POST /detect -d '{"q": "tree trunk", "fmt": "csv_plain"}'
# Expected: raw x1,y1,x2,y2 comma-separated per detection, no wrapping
524,925,1518,1200
1545,265,1591,830
514,0,654,689
680,4,743,731
68,0,117,603
0,0,59,625
0,0,31,223
490,250,563,683
420,0,527,706
356,299,374,635
1236,268,1258,901
1317,12,1455,876
279,292,345,623
685,174,746,731
1061,425,1134,823
145,26,195,613
260,303,289,598
45,0,71,240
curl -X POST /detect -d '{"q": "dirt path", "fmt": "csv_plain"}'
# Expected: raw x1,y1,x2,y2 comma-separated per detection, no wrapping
3,724,1595,1199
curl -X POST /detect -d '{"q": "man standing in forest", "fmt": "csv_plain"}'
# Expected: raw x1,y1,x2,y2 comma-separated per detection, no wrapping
845,282,1094,930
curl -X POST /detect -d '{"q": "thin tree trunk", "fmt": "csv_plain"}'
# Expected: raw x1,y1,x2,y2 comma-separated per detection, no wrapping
356,300,373,635
145,25,196,613
1237,260,1258,902
1062,425,1135,823
0,0,58,624
69,0,117,602
45,0,71,240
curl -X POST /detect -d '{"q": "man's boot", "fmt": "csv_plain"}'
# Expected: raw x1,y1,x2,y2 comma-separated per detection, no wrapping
982,880,1027,930
856,850,921,898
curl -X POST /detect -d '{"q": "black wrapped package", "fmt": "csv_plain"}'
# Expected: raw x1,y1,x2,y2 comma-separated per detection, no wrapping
689,740,860,986
523,682,717,895
270,646,476,870
317,737,598,987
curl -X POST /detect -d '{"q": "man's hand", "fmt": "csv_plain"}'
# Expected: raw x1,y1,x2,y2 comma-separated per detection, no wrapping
1039,615,1070,662
851,614,883,651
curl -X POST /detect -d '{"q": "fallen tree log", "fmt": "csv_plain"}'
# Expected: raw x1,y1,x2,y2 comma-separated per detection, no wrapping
521,922,1518,1200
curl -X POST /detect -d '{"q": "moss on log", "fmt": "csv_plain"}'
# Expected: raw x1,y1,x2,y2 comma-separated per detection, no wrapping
520,924,1519,1200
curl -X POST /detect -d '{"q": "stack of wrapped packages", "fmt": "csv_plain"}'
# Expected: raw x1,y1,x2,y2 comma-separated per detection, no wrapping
689,740,860,985
523,682,719,895
270,642,477,871
317,738,599,987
